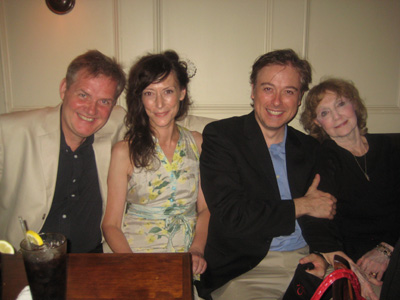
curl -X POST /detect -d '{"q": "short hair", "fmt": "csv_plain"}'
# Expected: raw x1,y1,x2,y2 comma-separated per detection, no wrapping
125,50,192,168
300,78,368,142
65,50,126,100
250,49,312,94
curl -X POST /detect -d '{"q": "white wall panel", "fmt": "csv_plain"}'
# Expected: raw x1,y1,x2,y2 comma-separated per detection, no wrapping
0,0,8,114
307,0,400,132
1,0,117,112
270,0,309,55
159,0,268,118
119,0,155,68
0,0,399,132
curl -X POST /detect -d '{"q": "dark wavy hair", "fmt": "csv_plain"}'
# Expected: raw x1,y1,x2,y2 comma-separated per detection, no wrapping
250,49,312,94
125,50,191,168
65,50,126,100
300,78,368,142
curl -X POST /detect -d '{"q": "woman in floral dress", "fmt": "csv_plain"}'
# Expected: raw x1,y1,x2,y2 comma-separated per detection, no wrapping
102,50,209,276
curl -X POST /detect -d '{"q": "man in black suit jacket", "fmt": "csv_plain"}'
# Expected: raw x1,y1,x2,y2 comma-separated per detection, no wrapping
196,49,339,300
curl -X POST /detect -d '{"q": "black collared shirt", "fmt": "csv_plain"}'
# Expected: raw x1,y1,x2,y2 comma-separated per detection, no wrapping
41,129,103,253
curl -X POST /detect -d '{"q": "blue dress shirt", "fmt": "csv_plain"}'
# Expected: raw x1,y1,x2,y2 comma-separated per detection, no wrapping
268,126,307,251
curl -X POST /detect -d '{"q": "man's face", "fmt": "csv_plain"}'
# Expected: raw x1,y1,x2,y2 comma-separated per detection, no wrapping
60,69,118,149
251,64,302,141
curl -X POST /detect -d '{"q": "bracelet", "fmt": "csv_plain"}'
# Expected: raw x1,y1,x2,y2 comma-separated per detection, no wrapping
376,244,392,258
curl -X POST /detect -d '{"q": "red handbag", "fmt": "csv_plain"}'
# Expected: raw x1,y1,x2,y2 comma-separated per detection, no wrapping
311,255,366,300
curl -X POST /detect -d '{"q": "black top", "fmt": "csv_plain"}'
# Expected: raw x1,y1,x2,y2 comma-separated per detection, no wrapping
196,112,339,299
380,236,400,300
41,128,102,253
316,134,400,261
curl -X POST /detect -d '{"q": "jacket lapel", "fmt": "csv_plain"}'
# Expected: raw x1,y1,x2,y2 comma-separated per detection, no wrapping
39,105,62,209
92,127,113,212
286,127,312,198
243,112,281,199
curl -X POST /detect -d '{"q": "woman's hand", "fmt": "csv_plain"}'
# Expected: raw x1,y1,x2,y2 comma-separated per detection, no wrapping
357,244,392,282
189,248,207,275
349,261,380,300
321,251,380,300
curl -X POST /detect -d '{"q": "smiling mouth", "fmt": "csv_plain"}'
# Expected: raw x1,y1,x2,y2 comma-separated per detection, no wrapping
154,111,168,117
335,120,348,128
78,114,94,122
267,109,283,116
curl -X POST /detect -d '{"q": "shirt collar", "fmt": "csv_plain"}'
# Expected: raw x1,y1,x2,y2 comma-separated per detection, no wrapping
269,125,287,154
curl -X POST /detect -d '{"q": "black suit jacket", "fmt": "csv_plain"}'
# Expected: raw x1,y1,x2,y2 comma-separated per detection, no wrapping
197,112,339,299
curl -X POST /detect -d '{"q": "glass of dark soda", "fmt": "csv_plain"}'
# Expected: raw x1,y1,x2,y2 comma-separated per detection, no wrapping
20,233,67,300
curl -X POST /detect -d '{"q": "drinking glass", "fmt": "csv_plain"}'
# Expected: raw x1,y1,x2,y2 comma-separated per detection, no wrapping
20,233,67,300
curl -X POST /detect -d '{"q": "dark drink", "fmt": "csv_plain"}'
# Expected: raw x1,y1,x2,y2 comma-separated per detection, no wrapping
20,233,67,300
23,254,67,299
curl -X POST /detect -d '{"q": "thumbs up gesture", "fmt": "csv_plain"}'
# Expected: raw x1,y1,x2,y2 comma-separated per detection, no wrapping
294,174,337,219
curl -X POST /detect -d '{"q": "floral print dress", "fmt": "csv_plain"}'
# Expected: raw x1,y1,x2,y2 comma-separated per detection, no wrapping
122,126,200,253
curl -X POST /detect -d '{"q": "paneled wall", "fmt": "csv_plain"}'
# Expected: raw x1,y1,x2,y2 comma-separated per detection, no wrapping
1,0,399,132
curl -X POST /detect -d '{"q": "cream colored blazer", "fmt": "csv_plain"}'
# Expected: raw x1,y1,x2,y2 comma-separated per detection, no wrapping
0,104,126,249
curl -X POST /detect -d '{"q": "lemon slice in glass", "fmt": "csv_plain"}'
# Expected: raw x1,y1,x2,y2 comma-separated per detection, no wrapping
26,230,44,246
0,240,15,254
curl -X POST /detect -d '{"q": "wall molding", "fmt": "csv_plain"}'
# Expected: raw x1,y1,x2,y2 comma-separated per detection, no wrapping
189,104,252,118
368,106,400,114
302,0,310,58
113,0,121,62
0,0,12,113
188,105,400,119
153,0,162,53
265,0,273,53
398,58,400,108
192,104,252,111
10,104,398,117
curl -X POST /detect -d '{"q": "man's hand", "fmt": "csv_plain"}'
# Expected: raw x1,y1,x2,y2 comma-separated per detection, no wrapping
294,174,337,219
299,253,328,279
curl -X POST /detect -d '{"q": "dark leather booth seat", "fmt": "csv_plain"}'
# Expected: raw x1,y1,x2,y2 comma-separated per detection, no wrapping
383,133,400,151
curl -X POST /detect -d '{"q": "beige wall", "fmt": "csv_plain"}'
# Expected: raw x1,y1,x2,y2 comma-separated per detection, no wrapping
1,0,399,132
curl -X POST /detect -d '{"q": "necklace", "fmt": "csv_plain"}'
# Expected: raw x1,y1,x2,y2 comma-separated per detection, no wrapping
352,154,370,181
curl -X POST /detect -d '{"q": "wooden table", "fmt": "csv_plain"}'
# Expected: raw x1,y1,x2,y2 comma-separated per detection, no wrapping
1,252,193,300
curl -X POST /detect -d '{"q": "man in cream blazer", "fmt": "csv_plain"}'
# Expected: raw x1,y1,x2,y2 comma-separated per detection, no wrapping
0,50,126,252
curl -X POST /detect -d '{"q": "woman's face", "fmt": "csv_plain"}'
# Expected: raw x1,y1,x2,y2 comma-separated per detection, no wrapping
142,72,186,130
314,91,358,139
